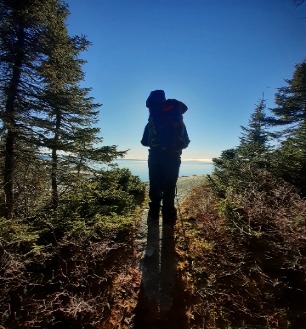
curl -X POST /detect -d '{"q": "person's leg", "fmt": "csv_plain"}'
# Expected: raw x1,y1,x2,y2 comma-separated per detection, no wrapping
161,155,181,221
148,151,163,218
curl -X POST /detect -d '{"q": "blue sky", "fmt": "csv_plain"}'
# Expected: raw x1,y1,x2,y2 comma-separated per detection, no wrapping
65,0,306,160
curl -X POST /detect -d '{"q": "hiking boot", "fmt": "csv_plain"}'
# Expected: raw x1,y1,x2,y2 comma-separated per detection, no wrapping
162,206,177,225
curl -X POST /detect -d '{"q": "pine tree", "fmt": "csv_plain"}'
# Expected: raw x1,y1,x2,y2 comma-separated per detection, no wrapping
0,0,53,218
238,97,271,164
237,98,273,171
37,5,125,209
267,59,306,135
211,97,271,195
266,59,306,194
68,128,125,180
0,0,126,216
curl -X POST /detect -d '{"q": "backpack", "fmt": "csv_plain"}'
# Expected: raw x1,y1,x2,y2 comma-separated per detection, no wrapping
141,98,190,153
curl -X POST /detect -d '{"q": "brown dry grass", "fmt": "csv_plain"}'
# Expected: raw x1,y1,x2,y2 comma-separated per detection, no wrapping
0,225,141,329
2,173,306,328
175,172,306,328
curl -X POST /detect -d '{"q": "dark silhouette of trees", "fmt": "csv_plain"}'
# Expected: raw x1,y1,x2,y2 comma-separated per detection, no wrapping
211,97,271,195
211,59,306,197
266,59,306,194
0,0,124,217
239,97,271,159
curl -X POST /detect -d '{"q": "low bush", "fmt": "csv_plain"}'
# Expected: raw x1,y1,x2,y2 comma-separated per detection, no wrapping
0,168,146,328
176,172,306,328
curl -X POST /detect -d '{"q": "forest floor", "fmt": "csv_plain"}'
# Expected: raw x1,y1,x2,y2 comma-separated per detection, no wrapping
106,173,306,329
131,176,207,329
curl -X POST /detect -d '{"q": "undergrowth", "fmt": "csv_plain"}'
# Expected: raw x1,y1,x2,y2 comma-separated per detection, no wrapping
0,225,141,328
0,168,145,329
175,172,306,329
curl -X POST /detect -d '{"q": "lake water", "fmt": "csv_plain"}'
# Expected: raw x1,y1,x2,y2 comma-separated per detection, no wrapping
111,159,214,182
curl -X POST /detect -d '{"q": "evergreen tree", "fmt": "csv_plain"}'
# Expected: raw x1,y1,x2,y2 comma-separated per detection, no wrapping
267,59,306,134
68,128,125,180
266,59,306,194
0,0,53,218
37,5,125,209
0,0,126,216
270,122,306,195
211,98,271,195
239,97,271,160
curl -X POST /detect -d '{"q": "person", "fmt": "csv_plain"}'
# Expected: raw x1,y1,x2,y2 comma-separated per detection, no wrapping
141,90,190,223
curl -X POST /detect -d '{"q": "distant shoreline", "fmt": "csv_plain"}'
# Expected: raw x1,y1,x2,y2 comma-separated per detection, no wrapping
117,158,213,163
113,158,214,182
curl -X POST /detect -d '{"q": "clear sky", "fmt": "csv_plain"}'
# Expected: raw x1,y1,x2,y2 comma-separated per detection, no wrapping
65,0,306,160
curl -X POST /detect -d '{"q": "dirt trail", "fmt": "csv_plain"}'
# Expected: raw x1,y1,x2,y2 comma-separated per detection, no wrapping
132,176,206,329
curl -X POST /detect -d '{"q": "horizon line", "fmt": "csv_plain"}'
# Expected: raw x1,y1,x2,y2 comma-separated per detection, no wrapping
119,157,213,163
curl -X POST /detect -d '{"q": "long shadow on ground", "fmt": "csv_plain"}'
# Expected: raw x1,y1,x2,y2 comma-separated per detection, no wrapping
133,215,188,329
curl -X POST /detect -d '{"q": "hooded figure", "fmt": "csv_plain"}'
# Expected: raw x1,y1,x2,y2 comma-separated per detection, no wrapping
141,90,190,223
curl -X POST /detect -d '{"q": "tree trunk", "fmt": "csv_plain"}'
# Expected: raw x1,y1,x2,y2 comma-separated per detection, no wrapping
51,147,58,210
3,26,25,218
3,130,15,218
51,112,62,210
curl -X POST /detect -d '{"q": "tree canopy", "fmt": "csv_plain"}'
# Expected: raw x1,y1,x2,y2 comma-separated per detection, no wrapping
0,0,125,218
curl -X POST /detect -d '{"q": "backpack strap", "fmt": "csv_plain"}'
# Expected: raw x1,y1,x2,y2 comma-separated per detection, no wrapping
149,117,160,148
